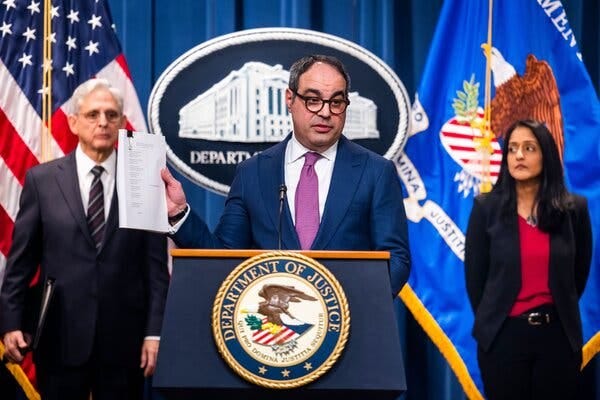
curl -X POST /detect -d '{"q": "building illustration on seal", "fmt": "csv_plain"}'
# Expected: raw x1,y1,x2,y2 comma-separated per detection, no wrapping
178,61,379,143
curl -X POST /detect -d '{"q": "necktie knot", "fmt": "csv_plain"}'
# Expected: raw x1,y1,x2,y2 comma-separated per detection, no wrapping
91,165,104,178
303,152,320,167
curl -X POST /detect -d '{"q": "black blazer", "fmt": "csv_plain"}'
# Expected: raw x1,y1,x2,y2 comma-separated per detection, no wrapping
0,152,170,368
464,191,592,352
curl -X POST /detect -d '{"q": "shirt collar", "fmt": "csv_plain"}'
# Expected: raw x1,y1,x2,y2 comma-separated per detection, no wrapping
288,134,339,164
75,144,116,177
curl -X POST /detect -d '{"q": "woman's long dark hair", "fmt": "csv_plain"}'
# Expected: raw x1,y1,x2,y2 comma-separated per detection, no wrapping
492,119,570,232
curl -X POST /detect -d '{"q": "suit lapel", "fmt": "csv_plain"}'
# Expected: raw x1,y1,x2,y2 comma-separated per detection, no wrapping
312,137,364,250
258,136,299,249
56,153,96,249
506,215,522,281
548,212,572,283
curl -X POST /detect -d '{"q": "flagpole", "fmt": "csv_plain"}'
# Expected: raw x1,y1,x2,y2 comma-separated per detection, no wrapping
476,0,495,193
41,0,52,163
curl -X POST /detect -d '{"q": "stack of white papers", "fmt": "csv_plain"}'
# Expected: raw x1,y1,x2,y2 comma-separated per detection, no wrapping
116,129,170,233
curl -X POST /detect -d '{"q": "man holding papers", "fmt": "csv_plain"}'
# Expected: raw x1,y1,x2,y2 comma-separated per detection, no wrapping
0,78,169,400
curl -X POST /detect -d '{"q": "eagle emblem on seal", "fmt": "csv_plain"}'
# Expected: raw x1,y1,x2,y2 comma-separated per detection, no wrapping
243,284,318,354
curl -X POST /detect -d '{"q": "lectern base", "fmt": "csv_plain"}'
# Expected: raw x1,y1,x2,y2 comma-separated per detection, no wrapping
158,388,401,400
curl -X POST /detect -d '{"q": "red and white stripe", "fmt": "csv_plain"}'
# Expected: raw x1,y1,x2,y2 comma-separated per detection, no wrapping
439,117,502,182
253,324,300,346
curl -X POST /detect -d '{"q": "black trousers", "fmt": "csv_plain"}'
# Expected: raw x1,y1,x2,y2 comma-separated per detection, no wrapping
36,360,144,400
477,307,581,400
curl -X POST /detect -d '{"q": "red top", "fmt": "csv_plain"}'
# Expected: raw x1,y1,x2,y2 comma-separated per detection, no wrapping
509,216,553,316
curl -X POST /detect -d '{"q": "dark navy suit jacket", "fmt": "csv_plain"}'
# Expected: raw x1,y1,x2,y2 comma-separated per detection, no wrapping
0,151,170,368
173,135,411,295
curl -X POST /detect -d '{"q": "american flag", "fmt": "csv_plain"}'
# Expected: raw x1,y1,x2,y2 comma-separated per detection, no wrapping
0,0,146,396
0,0,146,284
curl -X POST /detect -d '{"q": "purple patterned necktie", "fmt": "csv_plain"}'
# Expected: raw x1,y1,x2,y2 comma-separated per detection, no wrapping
87,165,105,250
295,152,321,250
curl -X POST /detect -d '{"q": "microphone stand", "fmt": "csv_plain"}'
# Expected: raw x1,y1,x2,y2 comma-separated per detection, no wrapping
278,184,287,250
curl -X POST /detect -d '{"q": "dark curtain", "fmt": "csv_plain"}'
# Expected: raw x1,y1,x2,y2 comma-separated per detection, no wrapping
107,1,600,399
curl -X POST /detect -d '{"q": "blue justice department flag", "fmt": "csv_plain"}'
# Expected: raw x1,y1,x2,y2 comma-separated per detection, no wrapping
397,1,600,398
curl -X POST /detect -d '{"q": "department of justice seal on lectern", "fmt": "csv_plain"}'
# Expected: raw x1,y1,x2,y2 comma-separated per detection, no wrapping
212,251,350,388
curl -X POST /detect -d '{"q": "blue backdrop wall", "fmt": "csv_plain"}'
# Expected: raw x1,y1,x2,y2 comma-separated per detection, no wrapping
105,1,600,399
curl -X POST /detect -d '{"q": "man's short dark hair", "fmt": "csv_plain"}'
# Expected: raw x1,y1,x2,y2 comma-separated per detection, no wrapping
288,55,351,97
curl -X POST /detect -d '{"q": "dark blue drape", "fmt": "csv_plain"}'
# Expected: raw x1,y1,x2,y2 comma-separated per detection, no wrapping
107,1,600,399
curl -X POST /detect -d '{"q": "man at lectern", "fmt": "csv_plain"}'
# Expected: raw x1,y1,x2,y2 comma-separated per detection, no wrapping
162,54,410,295
0,78,170,400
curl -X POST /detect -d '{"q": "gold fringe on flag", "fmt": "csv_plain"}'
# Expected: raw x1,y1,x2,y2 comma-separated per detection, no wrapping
582,331,600,369
0,342,41,400
399,285,485,400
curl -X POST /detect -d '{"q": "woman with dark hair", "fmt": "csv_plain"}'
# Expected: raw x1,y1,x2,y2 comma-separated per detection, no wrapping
465,119,592,399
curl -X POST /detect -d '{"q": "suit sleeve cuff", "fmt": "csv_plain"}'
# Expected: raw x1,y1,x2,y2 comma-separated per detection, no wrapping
168,204,190,234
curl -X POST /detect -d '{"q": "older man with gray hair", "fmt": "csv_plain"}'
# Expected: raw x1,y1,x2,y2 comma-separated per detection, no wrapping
0,78,169,400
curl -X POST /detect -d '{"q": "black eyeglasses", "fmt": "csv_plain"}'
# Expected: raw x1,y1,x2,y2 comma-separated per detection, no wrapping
292,90,350,115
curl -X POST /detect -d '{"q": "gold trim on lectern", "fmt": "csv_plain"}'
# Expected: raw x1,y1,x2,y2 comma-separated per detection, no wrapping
171,249,390,260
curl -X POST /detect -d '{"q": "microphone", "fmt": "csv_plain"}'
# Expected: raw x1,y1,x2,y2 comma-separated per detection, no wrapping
278,184,287,250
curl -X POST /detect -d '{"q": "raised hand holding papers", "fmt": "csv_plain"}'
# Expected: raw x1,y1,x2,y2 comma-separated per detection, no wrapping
117,129,170,232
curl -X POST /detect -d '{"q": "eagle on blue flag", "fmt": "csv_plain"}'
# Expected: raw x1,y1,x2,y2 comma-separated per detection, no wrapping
397,1,600,398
